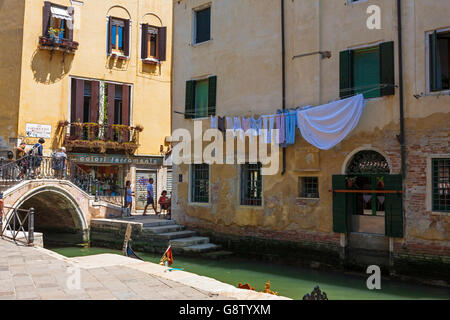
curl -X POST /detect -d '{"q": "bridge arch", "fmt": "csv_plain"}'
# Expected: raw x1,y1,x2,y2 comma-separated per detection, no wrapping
9,184,89,243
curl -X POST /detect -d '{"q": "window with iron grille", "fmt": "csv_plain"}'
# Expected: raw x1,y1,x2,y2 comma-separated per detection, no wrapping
191,164,209,203
240,163,262,206
432,159,450,212
299,177,319,198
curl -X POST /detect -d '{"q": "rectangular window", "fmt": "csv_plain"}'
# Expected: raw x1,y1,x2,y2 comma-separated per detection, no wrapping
241,163,262,206
195,7,211,44
429,30,450,92
299,177,319,198
432,159,450,212
83,81,92,123
111,19,125,52
141,24,167,62
114,85,123,125
191,164,209,203
185,77,217,119
43,3,74,41
340,41,395,99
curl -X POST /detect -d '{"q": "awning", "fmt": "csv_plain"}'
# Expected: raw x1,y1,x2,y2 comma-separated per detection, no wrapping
51,6,72,21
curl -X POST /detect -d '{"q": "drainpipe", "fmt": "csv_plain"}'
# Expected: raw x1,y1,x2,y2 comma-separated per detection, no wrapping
281,0,287,176
397,0,406,178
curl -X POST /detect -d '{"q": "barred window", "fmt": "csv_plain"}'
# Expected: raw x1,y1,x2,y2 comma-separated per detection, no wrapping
432,159,450,212
240,163,262,206
299,177,319,198
191,164,209,203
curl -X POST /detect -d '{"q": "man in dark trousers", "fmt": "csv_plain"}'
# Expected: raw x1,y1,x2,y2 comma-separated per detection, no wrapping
143,178,158,216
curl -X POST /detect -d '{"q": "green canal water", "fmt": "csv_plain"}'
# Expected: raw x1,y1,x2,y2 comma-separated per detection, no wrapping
50,246,450,300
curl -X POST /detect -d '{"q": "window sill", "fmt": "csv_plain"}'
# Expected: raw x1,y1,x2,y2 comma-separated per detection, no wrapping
188,202,211,207
142,57,160,65
238,205,263,210
39,36,79,53
191,39,212,47
109,53,129,60
431,211,450,216
427,89,450,96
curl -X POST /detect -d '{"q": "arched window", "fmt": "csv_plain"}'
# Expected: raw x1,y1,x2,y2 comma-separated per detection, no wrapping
346,150,389,174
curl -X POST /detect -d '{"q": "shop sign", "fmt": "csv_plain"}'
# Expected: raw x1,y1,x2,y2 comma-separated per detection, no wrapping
25,123,52,139
70,153,163,165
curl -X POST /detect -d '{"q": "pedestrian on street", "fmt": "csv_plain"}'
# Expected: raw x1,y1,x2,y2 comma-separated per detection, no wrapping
143,178,158,216
29,138,45,178
52,147,67,179
125,180,134,217
16,142,27,179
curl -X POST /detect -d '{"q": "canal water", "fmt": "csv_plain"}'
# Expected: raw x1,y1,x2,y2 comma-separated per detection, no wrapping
50,246,450,300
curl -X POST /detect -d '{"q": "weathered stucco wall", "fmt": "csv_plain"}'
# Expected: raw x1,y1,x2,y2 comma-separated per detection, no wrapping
171,0,449,261
7,0,172,156
0,0,25,155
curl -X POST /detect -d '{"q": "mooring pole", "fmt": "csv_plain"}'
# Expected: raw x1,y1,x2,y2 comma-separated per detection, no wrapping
28,207,34,246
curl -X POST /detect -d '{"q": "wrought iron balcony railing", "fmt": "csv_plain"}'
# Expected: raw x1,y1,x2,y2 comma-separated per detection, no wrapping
57,121,143,155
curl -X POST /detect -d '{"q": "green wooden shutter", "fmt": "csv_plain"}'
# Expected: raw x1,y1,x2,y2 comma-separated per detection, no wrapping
332,175,348,233
430,31,439,92
384,174,403,238
340,50,353,98
185,81,195,119
208,76,217,116
380,41,395,96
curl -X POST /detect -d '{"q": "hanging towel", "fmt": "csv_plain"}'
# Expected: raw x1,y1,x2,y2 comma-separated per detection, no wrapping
218,116,226,133
282,111,297,146
256,117,263,138
268,115,275,144
226,117,233,131
211,115,218,129
233,117,243,140
242,117,251,132
275,112,286,145
262,117,269,143
296,94,366,150
251,117,259,136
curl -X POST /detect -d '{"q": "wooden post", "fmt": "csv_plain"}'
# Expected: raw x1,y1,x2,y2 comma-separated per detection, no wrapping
28,208,34,246
122,223,132,255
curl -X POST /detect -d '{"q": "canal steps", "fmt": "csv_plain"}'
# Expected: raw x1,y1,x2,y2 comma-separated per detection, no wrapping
90,216,221,255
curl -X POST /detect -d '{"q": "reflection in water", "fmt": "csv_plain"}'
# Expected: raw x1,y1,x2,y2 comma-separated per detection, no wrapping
50,246,450,300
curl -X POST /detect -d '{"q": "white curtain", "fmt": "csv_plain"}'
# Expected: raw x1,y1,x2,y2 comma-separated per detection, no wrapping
297,94,366,150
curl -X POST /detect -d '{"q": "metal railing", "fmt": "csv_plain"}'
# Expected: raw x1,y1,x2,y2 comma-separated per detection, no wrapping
0,155,124,207
0,206,34,246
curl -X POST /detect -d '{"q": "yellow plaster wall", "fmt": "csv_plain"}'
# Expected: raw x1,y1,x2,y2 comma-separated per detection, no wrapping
0,0,25,153
14,0,172,155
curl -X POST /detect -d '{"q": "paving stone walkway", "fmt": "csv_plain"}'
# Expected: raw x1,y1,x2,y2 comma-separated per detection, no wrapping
0,239,232,300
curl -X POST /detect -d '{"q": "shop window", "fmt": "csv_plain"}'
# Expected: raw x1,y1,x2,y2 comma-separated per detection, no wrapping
185,77,217,119
108,17,130,57
299,177,319,198
432,158,450,212
240,163,262,206
194,6,211,44
191,164,209,203
340,41,395,99
429,30,450,92
141,24,167,62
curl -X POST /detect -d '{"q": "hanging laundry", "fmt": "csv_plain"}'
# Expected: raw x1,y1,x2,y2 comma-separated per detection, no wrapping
262,117,269,143
256,117,263,138
296,94,366,150
242,117,251,132
268,115,275,144
218,116,226,134
226,117,233,131
211,115,218,129
250,117,259,136
282,111,297,146
275,112,286,145
233,117,244,140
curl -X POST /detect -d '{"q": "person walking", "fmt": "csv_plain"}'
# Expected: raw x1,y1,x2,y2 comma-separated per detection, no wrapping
52,147,67,179
143,178,158,216
16,142,27,179
29,138,45,178
125,180,134,217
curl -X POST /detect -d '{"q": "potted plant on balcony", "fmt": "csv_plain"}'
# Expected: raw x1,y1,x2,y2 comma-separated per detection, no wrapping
376,176,385,189
345,176,358,188
48,27,62,44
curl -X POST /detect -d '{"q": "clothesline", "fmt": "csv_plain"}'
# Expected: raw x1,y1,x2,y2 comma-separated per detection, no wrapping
174,83,394,118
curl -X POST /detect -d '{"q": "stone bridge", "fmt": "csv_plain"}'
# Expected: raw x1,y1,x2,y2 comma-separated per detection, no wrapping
2,179,123,244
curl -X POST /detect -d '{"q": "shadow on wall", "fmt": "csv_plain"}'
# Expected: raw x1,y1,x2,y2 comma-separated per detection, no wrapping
31,49,74,84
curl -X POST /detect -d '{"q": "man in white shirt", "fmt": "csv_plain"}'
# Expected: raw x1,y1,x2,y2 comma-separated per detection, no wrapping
143,178,158,216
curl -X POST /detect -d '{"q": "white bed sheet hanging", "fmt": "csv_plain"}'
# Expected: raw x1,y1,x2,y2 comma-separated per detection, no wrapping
297,94,366,150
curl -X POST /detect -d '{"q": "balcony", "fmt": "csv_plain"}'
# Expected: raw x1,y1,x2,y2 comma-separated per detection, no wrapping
58,121,143,155
39,36,79,54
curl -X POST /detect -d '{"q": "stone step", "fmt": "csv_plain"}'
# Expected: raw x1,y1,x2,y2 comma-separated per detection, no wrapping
169,236,210,248
181,243,221,253
145,224,183,234
158,230,197,240
142,220,177,228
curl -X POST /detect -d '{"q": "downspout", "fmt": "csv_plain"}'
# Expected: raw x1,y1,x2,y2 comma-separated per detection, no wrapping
397,0,406,178
281,0,287,175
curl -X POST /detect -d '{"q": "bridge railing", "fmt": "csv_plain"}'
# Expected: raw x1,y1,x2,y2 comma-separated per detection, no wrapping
0,205,34,246
0,155,124,207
